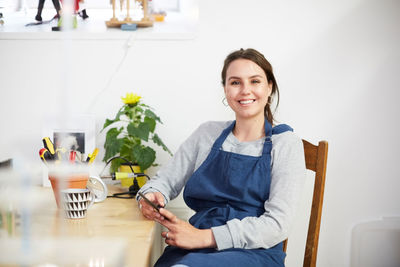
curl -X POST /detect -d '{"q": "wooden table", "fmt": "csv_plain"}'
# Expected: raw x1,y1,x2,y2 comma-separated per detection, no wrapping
27,185,156,267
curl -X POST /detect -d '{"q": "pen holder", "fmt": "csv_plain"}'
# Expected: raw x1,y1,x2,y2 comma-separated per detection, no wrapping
49,173,89,208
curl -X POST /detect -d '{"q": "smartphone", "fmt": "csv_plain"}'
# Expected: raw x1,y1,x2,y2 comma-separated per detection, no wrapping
138,192,162,212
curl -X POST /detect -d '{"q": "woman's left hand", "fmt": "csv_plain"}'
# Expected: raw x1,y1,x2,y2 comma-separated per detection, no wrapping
155,208,216,250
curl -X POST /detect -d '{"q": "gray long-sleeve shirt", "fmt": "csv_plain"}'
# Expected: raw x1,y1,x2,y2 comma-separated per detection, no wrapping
138,121,306,250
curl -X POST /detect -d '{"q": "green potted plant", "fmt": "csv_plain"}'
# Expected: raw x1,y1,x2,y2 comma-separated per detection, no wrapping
102,93,172,173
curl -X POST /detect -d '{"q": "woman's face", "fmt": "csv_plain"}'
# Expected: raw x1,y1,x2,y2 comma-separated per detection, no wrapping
224,59,272,121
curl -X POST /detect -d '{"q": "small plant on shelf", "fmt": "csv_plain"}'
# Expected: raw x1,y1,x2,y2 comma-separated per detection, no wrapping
102,93,172,173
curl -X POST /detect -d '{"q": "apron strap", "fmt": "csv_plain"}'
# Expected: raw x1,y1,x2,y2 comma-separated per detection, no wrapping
211,121,236,149
262,120,272,155
262,122,293,155
272,124,293,135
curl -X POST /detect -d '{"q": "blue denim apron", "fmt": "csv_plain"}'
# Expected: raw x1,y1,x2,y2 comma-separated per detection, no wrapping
155,120,292,267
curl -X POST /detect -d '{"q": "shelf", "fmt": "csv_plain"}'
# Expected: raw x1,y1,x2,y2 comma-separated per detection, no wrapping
0,8,197,40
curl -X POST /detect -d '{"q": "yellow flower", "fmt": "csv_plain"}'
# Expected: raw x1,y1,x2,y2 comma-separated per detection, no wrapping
121,93,141,105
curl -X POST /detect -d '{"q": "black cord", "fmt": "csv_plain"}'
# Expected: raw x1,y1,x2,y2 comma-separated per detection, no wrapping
101,156,150,199
108,179,139,199
100,156,136,176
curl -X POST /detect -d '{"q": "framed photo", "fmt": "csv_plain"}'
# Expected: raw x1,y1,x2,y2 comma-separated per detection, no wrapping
41,114,96,186
53,132,85,154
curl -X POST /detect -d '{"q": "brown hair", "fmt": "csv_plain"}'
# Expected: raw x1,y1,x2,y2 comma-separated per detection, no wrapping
221,48,279,124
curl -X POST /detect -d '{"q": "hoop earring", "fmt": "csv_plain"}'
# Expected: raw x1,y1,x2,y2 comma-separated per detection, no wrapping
222,97,228,107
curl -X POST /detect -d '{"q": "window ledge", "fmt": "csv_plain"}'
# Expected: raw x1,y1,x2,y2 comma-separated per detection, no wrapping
0,9,198,40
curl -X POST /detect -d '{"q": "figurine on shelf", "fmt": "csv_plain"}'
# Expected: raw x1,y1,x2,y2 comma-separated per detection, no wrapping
78,8,89,20
35,0,61,22
59,0,89,19
106,0,153,28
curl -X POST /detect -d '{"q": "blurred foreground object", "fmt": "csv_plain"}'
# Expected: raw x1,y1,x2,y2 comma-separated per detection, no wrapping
0,159,12,169
0,238,127,266
0,183,155,266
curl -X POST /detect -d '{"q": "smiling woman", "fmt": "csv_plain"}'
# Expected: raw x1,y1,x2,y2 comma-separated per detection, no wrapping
136,48,306,267
224,59,271,133
221,48,280,127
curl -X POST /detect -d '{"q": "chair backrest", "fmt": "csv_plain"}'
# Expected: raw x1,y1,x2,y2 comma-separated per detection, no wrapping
282,139,328,267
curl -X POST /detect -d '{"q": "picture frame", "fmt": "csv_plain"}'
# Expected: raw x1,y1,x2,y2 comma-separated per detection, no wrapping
41,114,96,187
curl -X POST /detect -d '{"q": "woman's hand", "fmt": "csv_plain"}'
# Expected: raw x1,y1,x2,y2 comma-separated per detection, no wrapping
138,192,165,221
156,208,217,250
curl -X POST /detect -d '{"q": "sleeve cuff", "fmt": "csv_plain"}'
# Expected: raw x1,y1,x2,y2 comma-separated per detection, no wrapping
211,225,234,250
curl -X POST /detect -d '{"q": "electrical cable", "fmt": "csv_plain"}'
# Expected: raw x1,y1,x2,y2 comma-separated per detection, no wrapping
86,31,137,113
100,156,150,199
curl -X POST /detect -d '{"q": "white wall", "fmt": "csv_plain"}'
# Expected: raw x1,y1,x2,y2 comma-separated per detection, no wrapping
1,0,400,266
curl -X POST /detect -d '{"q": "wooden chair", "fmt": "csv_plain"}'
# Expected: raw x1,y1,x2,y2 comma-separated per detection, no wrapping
282,139,329,267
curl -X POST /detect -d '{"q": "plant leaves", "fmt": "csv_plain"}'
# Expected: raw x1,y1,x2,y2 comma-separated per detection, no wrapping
145,109,161,123
103,128,123,161
103,142,123,161
110,157,124,173
134,106,143,113
139,103,150,109
144,117,156,133
115,107,126,120
106,137,135,172
102,107,125,131
124,104,140,120
127,122,150,141
120,137,138,161
132,145,156,171
152,133,172,155
105,127,122,139
102,101,173,168
102,119,115,130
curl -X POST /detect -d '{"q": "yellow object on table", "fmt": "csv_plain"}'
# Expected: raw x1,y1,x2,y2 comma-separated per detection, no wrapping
119,164,148,188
